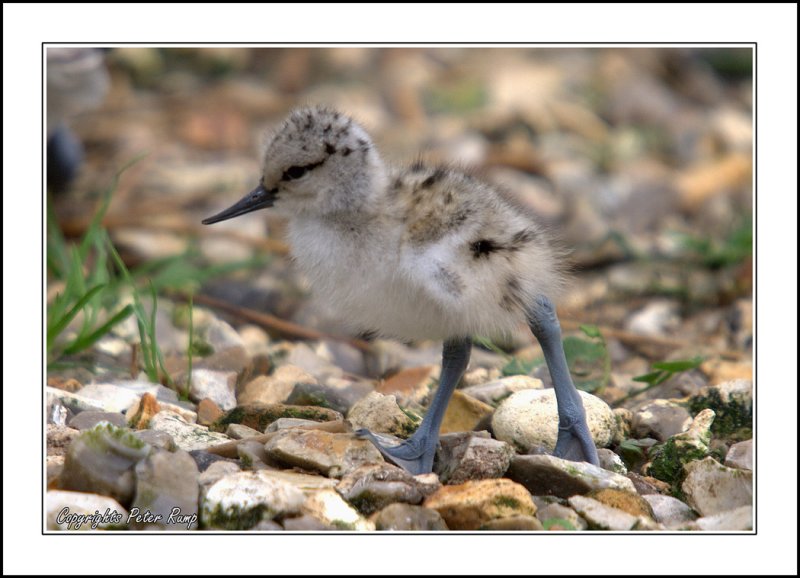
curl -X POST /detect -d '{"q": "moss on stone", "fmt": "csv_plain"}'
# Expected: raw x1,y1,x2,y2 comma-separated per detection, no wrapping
689,389,752,436
201,503,275,530
212,404,341,432
493,495,521,509
84,422,146,451
647,438,708,485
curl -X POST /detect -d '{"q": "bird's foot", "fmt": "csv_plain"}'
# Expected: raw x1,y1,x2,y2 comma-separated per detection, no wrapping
553,420,599,466
355,429,436,475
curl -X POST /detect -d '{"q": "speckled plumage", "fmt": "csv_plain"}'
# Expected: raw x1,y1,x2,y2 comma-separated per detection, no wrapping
244,106,567,341
203,105,599,472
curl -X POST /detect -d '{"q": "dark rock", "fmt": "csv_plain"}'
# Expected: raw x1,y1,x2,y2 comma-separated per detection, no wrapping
506,454,635,498
287,379,373,415
336,462,439,514
189,449,238,472
212,403,343,432
434,431,514,484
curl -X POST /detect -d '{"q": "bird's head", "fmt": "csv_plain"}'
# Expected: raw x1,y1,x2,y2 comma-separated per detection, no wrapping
203,106,385,225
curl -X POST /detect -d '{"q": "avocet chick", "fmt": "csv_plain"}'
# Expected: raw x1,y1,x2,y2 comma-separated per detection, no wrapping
203,106,599,474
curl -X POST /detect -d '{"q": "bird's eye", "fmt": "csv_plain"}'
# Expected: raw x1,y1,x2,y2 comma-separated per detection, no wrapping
283,165,309,181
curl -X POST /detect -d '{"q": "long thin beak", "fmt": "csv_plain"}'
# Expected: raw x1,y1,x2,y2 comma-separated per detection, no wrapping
202,184,276,225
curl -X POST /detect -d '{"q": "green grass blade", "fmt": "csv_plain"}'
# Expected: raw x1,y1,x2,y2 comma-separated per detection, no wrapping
63,304,135,355
47,283,106,347
651,357,704,372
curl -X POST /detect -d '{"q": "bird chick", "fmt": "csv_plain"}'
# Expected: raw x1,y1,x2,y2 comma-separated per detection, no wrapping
204,106,599,473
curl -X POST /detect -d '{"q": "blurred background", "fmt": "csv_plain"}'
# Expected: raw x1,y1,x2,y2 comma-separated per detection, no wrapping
46,46,753,407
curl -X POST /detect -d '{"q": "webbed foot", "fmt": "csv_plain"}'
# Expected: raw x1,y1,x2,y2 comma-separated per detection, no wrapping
355,429,436,475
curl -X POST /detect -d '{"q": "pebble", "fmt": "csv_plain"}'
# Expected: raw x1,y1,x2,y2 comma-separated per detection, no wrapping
506,454,635,498
237,365,317,406
645,408,714,484
492,389,615,452
460,375,543,407
201,470,306,530
681,457,753,517
131,449,200,529
237,439,274,470
46,386,115,414
375,365,439,408
423,478,537,531
47,455,65,488
132,430,176,452
265,417,324,432
642,494,698,528
226,423,263,439
198,461,242,487
724,439,753,470
126,392,161,429
239,324,271,357
691,505,753,531
336,462,439,514
597,448,628,475
148,411,229,452
287,379,374,415
316,340,366,376
46,424,81,457
286,343,343,381
612,408,633,445
480,515,543,531
214,403,343,433
282,514,336,531
536,503,588,531
67,411,127,431
78,381,168,412
434,432,514,484
48,400,70,427
567,495,642,531
625,300,680,337
59,423,152,506
689,379,752,436
203,317,246,351
76,382,154,412
197,398,224,426
188,369,237,411
190,450,239,472
251,469,338,494
372,503,449,531
264,429,384,478
587,488,654,519
440,390,494,434
126,394,197,425
346,392,420,439
626,472,671,495
631,399,692,441
47,490,129,530
301,489,375,531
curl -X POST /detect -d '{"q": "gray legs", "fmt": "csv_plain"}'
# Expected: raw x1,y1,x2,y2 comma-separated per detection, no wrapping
355,337,471,475
527,295,599,465
358,295,598,474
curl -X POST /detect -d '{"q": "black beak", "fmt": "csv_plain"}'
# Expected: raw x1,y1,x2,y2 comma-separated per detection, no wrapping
202,184,277,225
